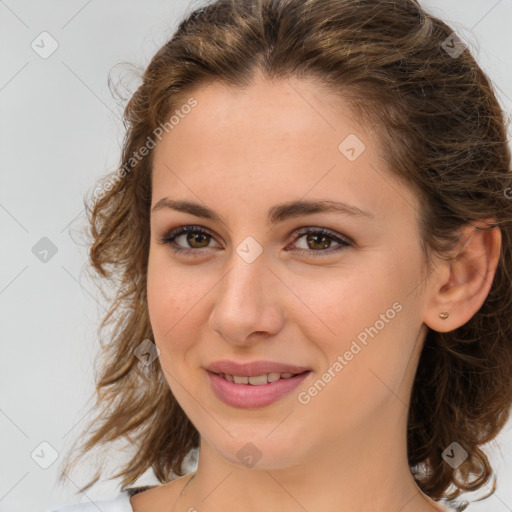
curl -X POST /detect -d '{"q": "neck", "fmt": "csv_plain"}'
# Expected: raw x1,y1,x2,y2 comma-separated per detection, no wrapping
171,402,446,512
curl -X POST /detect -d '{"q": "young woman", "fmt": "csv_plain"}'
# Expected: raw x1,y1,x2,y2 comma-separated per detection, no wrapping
48,0,512,511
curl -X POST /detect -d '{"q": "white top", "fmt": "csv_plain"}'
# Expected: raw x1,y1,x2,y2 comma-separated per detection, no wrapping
46,490,135,512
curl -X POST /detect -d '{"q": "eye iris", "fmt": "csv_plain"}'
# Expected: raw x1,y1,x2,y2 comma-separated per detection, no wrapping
187,232,209,248
307,233,331,250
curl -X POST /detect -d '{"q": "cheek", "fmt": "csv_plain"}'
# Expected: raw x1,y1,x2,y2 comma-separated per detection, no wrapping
146,254,211,376
147,250,193,334
146,267,194,402
147,255,185,368
287,265,386,349
290,262,415,394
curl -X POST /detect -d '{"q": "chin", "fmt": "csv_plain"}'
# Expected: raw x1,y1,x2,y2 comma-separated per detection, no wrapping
206,431,306,471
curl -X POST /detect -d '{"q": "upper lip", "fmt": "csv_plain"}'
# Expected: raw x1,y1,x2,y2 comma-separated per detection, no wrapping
205,360,311,377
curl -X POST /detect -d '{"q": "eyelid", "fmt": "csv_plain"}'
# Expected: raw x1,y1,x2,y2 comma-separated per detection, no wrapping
156,225,221,256
291,226,354,246
158,224,353,256
161,225,220,246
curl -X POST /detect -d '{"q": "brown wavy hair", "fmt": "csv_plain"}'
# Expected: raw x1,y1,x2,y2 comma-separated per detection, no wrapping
59,0,512,510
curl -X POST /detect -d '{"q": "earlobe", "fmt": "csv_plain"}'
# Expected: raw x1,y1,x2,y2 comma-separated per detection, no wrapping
423,220,501,333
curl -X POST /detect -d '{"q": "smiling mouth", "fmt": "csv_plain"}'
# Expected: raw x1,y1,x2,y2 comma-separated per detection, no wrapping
207,369,312,408
211,371,309,385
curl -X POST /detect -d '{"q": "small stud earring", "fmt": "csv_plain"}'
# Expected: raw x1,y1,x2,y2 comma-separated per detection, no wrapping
439,312,450,319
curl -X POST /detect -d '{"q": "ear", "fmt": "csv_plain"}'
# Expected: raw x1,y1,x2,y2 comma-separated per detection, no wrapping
423,219,502,333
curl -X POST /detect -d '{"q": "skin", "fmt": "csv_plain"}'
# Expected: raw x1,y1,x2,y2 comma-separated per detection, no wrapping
131,73,502,512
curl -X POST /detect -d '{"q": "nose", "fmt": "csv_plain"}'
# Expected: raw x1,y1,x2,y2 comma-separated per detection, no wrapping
208,250,284,346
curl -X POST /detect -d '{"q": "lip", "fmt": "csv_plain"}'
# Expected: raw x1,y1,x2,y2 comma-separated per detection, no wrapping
206,368,312,409
205,359,311,377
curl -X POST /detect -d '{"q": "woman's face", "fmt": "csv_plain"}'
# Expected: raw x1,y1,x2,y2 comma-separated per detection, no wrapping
147,75,434,469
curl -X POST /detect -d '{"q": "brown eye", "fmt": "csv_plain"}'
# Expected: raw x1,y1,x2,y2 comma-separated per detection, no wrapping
290,227,352,256
304,233,333,250
159,226,219,255
182,231,210,248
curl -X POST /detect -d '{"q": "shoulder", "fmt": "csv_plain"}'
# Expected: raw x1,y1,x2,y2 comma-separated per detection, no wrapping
129,474,194,512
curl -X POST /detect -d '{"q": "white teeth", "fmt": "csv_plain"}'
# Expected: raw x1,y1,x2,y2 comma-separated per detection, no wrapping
221,372,301,384
248,374,268,385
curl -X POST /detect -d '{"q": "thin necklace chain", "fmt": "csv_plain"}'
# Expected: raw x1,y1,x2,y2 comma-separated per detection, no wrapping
170,472,196,512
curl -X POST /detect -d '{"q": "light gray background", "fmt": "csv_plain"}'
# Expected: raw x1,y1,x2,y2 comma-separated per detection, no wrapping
1,1,511,511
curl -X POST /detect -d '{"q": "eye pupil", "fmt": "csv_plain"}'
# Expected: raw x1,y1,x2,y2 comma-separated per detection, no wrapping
307,233,331,250
188,232,209,248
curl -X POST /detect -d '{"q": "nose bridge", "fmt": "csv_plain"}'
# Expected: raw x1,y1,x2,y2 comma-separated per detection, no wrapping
218,248,268,314
209,246,282,343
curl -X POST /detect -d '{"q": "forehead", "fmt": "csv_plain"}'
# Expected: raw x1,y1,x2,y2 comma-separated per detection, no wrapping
151,77,420,226
156,76,354,159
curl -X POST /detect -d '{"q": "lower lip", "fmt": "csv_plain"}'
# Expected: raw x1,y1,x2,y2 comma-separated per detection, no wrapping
206,370,311,408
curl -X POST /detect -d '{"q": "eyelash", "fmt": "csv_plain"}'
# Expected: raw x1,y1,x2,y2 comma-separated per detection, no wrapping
157,225,352,257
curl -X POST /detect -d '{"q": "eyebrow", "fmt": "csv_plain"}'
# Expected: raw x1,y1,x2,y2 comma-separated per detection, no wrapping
151,198,375,224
